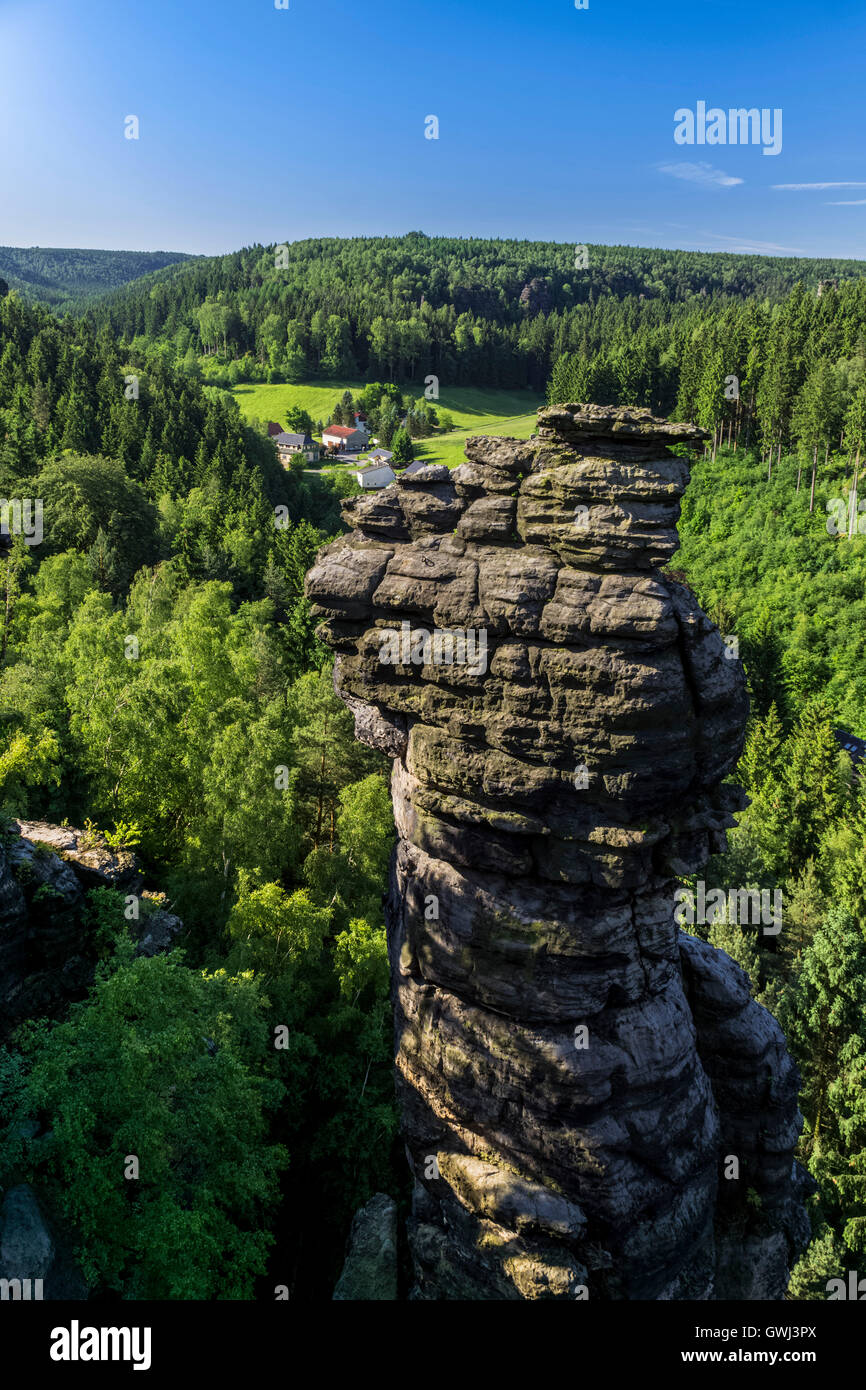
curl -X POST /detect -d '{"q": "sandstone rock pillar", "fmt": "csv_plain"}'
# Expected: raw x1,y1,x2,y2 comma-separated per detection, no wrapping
306,404,810,1300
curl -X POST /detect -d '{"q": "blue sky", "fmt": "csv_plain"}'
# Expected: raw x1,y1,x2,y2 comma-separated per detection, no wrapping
1,0,865,258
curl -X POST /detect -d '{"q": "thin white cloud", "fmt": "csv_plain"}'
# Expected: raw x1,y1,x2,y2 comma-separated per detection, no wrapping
657,161,743,188
772,182,866,191
698,231,806,254
827,199,866,205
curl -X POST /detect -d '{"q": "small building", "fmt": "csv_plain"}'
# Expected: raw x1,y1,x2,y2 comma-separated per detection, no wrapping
352,463,397,490
834,727,866,769
401,460,427,476
274,431,320,465
322,424,367,452
365,448,393,465
267,421,284,437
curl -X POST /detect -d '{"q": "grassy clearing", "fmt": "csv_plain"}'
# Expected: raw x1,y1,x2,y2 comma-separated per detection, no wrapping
232,382,545,468
231,380,368,426
414,411,540,468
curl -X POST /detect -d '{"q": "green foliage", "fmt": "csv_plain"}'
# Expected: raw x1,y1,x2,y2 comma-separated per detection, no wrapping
333,917,389,1004
0,1043,30,1181
788,1221,849,1300
391,427,414,466
18,948,287,1298
0,727,61,814
336,774,394,890
85,235,866,395
222,868,398,1271
676,442,866,734
0,284,405,1299
83,886,137,957
0,247,191,310
227,882,330,988
102,821,142,850
783,908,866,1159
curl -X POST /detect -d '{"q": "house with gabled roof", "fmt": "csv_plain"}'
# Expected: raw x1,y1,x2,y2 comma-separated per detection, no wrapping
352,463,396,490
274,431,320,465
322,424,367,452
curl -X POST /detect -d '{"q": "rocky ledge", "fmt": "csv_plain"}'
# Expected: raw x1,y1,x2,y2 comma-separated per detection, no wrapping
307,404,810,1300
0,819,183,1035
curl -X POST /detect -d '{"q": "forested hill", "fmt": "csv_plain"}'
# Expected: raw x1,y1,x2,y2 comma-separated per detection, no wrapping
0,246,194,310
82,235,866,391
0,288,398,1299
0,290,350,592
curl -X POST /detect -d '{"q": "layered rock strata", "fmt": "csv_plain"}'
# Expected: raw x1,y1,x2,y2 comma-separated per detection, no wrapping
306,404,810,1300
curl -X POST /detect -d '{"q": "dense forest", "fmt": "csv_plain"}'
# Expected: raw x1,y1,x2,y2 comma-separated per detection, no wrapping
0,247,192,312
2,232,866,1300
81,234,866,392
664,441,866,1295
0,289,398,1299
549,276,866,464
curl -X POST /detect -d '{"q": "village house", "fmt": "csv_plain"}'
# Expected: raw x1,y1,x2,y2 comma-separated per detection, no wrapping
274,431,320,465
365,447,393,466
322,424,368,452
352,462,396,490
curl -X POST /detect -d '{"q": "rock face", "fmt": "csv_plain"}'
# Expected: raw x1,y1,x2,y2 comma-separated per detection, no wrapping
0,1184,88,1300
519,277,552,315
306,404,810,1300
332,1193,399,1301
0,820,183,1035
15,821,143,894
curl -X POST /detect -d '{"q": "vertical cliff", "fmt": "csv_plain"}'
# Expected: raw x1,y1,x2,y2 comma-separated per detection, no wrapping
306,404,810,1300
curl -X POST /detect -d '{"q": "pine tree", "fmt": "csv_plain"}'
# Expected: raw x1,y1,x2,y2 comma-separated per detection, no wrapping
783,907,866,1159
737,703,791,877
783,858,826,966
782,702,851,878
390,428,414,467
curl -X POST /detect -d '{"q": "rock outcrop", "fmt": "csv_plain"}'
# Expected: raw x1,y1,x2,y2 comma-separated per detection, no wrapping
332,1193,399,1301
0,1184,88,1300
306,404,810,1300
0,820,183,1035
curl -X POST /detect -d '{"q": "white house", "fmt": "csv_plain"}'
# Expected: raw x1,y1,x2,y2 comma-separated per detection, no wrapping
352,463,396,490
365,448,393,465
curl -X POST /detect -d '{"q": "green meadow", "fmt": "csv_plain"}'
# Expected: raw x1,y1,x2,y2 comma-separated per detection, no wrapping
231,381,544,468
